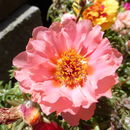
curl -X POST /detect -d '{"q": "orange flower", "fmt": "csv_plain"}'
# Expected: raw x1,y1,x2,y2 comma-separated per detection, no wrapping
73,0,119,30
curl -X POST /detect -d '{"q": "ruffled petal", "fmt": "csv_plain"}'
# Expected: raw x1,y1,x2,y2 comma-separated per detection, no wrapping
95,75,118,98
88,38,123,79
44,97,73,114
27,38,58,60
49,22,62,32
32,26,48,39
62,20,93,52
71,86,97,107
62,103,96,126
13,40,48,68
13,51,28,68
36,30,68,56
15,69,35,93
29,62,56,82
82,25,104,56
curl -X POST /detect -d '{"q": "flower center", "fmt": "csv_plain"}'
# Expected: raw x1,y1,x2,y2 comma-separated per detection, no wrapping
56,49,88,88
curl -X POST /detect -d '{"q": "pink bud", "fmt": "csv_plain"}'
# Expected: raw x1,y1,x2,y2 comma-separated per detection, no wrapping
19,101,41,125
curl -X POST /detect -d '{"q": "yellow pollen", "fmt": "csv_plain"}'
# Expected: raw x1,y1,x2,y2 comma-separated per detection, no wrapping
56,49,88,88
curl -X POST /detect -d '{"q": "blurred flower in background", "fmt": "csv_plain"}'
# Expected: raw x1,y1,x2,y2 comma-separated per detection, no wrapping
111,10,130,34
73,0,119,30
124,2,130,10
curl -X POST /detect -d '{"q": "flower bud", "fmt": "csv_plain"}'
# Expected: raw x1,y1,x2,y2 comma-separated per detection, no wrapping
19,101,41,125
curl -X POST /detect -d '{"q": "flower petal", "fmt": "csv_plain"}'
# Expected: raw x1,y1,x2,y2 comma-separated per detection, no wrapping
95,75,118,98
62,103,96,126
32,26,48,39
82,25,104,56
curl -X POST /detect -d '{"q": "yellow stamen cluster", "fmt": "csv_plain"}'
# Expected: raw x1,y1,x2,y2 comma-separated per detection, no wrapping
56,49,88,88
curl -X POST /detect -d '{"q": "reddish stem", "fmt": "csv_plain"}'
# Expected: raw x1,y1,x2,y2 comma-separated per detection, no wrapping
76,7,85,23
0,107,21,124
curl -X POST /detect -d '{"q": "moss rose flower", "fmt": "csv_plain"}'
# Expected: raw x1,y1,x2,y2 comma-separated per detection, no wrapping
13,20,122,126
73,0,119,30
111,11,130,33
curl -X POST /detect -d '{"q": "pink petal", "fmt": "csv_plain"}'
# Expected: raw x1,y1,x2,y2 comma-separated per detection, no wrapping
39,104,51,115
74,20,93,51
71,86,97,107
95,75,118,98
32,80,61,104
13,40,47,68
36,30,68,56
62,20,93,51
14,69,35,93
83,25,104,56
13,51,28,68
102,89,112,98
32,26,48,39
44,97,73,114
49,22,62,32
29,62,56,82
62,19,77,43
76,20,92,35
88,38,123,80
62,103,96,126
26,39,58,60
61,13,76,23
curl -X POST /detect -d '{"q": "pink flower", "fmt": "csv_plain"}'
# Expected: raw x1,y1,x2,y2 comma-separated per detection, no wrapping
13,20,122,126
124,3,130,10
118,11,130,28
111,19,125,32
111,11,130,32
61,13,76,23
